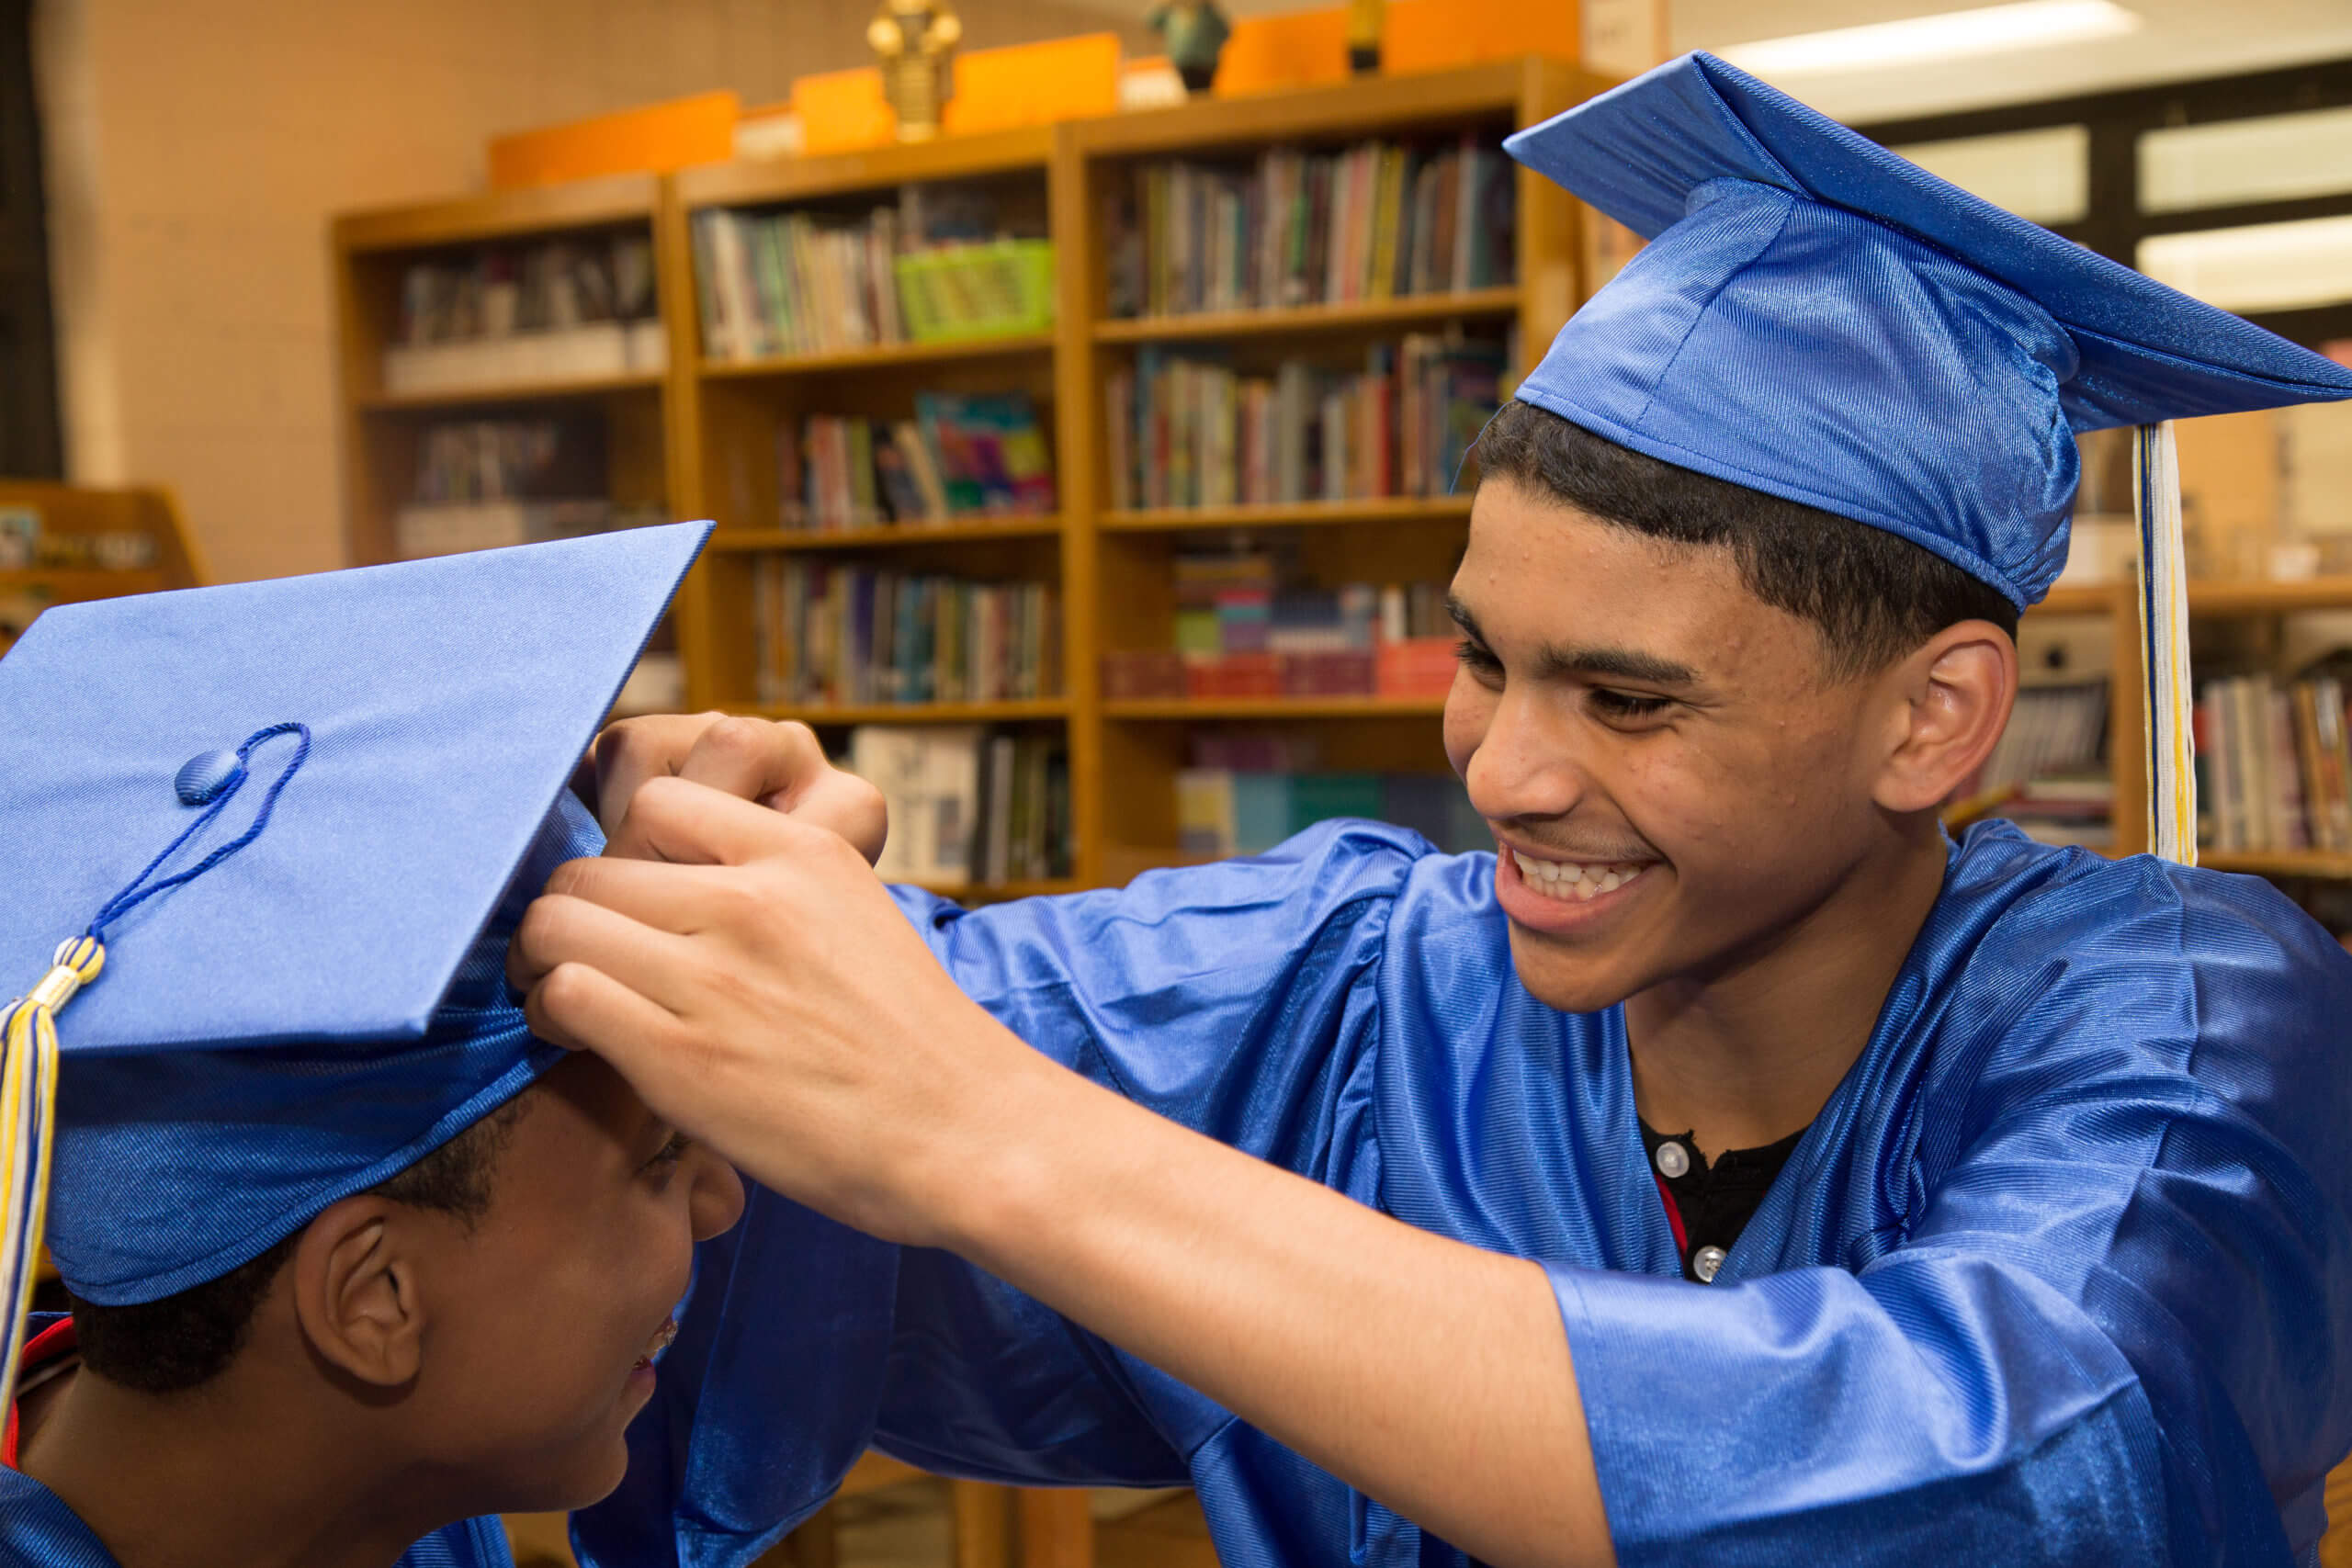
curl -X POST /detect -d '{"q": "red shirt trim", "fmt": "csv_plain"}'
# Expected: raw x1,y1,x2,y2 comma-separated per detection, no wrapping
3,1319,79,1470
1654,1172,1689,1255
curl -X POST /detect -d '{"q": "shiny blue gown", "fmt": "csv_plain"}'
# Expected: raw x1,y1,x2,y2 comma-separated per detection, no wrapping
579,818,2352,1568
0,1314,511,1565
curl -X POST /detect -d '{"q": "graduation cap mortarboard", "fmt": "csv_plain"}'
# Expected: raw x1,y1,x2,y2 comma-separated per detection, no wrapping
1502,53,2352,862
0,521,710,1413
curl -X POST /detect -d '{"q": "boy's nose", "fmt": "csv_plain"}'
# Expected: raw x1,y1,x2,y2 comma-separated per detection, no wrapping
1464,688,1587,823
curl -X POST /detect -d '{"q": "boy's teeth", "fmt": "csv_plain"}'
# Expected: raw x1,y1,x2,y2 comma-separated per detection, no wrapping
1511,850,1648,903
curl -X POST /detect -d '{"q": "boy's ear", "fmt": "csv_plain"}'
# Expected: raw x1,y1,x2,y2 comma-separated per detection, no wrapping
1870,618,2018,816
289,1195,429,1390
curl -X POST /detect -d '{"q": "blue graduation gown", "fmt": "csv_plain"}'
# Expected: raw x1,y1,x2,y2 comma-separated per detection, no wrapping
578,819,2352,1568
0,1320,512,1567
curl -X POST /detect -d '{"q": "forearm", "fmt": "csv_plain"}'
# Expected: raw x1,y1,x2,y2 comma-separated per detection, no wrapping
940,1038,1614,1568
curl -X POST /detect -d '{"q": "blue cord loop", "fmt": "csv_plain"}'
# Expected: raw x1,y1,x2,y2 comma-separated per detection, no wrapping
86,722,312,942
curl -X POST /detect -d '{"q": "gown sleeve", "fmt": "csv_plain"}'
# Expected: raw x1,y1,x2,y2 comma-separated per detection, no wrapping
571,820,1427,1566
1552,862,2352,1568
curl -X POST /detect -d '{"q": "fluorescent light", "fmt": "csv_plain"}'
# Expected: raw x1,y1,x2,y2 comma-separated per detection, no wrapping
1720,1,2142,77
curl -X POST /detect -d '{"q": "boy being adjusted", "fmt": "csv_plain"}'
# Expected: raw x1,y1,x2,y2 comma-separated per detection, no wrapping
0,523,870,1568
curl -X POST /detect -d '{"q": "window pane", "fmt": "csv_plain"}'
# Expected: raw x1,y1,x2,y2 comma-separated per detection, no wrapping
2139,106,2352,215
2136,214,2352,313
1889,125,2088,225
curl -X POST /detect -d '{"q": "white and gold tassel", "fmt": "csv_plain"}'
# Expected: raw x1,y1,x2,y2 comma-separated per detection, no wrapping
2133,422,2197,865
0,936,104,1421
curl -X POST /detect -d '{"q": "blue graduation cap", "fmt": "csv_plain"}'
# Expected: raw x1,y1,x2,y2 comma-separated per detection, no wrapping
1503,53,2352,861
0,521,709,1414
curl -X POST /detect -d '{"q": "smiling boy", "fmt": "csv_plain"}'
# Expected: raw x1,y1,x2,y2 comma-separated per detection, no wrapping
520,55,2352,1568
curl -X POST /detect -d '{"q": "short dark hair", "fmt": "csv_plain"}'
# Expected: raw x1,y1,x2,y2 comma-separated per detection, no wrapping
69,1091,536,1394
1474,401,2019,678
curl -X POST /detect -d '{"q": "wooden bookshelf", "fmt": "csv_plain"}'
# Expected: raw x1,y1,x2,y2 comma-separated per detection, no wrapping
2074,575,2352,875
2201,849,2352,879
1092,287,1522,344
637,59,1615,889
708,518,1064,553
330,174,684,574
1102,496,1475,533
332,62,1619,894
698,332,1057,379
0,481,204,613
1105,695,1449,720
355,372,667,412
749,699,1071,726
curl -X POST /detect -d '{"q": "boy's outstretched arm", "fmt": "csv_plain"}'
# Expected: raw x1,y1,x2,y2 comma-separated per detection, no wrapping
526,773,1611,1568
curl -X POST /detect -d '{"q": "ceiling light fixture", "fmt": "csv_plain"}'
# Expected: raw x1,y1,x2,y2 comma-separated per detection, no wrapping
1719,0,2143,76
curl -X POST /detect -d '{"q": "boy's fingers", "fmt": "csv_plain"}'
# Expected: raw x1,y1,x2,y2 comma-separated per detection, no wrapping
524,959,687,1076
676,716,828,810
537,855,744,933
586,712,729,839
508,889,707,1013
622,775,858,870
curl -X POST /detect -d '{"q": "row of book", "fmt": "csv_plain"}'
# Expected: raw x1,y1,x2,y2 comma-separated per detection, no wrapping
392,501,667,561
779,393,1057,529
1965,682,2111,849
693,205,907,361
750,558,1061,709
388,235,666,395
2198,671,2352,854
412,416,605,505
848,726,1073,887
692,183,1053,362
1102,137,1516,319
1179,767,1487,860
398,233,659,346
1104,336,1508,512
1173,556,1453,656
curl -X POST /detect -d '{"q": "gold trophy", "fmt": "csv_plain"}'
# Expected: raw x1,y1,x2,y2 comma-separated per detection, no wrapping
1346,0,1384,73
870,0,962,142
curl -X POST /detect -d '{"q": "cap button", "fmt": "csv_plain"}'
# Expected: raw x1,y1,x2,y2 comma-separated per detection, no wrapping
175,748,246,806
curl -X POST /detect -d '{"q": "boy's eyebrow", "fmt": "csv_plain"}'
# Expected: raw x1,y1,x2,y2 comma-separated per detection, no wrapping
1446,594,1700,687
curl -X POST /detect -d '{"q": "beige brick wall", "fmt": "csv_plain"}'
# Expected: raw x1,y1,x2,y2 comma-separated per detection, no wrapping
33,0,1146,583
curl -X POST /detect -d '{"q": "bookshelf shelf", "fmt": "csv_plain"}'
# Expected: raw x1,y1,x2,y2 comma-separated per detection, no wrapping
2032,582,2124,615
0,567,169,596
1105,695,1449,720
2199,849,2352,879
697,333,1057,379
356,373,667,412
334,173,661,254
2188,577,2352,615
709,519,1064,553
749,700,1070,726
1093,288,1522,344
1101,497,1474,533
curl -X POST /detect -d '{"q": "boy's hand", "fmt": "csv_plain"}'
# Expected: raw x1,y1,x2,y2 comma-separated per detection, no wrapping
577,714,887,866
511,777,1038,1248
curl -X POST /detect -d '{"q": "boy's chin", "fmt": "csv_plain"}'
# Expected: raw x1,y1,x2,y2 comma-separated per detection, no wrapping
1504,931,1645,1017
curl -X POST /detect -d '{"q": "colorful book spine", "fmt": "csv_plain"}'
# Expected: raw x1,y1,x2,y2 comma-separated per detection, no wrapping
1103,138,1517,321
750,558,1059,709
1105,337,1503,510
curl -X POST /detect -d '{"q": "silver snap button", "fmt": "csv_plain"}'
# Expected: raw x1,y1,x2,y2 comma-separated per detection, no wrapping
1692,1246,1726,1283
1654,1139,1690,1179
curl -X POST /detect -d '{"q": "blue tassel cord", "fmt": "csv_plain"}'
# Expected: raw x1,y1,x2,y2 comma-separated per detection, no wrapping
0,723,309,1419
